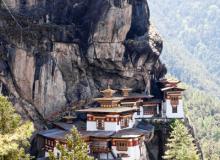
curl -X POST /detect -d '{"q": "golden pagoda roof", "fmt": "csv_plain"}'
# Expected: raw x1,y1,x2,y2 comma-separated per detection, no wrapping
100,85,117,98
100,86,116,94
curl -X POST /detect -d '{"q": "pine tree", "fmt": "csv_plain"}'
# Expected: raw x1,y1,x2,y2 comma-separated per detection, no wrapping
163,120,199,160
49,127,94,160
0,95,34,160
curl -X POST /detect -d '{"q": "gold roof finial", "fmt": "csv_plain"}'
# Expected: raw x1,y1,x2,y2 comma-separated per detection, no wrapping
100,85,116,98
121,86,132,97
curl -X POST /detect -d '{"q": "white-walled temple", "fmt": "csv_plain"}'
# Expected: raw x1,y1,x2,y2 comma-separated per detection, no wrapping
159,79,185,119
76,87,153,160
37,78,185,160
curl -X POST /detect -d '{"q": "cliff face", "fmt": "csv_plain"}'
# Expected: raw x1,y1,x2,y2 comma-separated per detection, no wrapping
0,0,166,127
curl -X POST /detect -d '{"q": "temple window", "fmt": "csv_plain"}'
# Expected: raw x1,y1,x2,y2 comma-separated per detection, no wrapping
96,119,104,130
170,96,179,106
121,118,124,127
91,141,109,152
172,106,177,113
143,106,155,115
116,141,128,151
121,117,129,128
137,109,140,115
124,118,129,127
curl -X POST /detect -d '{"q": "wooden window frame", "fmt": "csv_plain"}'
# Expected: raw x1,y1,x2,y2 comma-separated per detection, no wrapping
170,96,179,106
172,106,177,113
121,117,129,128
124,118,129,127
116,141,128,151
143,106,155,115
120,118,125,128
96,119,104,130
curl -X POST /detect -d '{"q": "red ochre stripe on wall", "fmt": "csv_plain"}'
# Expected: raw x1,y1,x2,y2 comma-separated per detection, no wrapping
87,116,119,122
112,139,140,147
88,115,133,122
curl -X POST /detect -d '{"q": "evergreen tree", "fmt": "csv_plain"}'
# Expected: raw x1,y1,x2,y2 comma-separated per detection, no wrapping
163,120,199,160
0,95,34,160
49,128,94,160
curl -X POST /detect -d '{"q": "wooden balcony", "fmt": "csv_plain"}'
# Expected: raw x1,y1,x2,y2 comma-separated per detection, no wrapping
143,110,156,115
90,146,110,153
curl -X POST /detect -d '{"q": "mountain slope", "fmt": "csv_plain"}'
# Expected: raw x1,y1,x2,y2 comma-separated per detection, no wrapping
148,0,220,97
148,0,220,159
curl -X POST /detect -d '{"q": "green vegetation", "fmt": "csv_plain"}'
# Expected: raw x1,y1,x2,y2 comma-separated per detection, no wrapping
184,87,220,159
160,40,220,97
148,0,220,158
49,128,93,160
0,95,34,160
148,0,220,96
163,120,199,160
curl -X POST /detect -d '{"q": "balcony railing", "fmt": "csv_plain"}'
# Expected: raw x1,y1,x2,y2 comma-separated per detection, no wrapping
143,110,156,115
90,146,110,153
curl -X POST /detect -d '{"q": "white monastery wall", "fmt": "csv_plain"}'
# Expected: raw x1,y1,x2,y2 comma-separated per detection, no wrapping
105,121,121,131
87,121,97,131
164,99,184,118
133,107,154,119
112,145,141,160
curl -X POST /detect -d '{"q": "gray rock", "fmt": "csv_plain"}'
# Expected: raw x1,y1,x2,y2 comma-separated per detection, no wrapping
0,0,166,126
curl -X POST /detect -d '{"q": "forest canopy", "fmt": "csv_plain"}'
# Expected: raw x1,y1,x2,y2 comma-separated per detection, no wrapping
148,1,220,158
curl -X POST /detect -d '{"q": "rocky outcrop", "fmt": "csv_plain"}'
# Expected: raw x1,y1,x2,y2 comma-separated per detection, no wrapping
0,0,166,127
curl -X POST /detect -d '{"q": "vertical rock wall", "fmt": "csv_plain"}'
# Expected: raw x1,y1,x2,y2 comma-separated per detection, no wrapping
0,0,166,126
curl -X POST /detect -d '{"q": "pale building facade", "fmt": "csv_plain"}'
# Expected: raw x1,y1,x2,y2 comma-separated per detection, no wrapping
159,78,185,119
37,79,185,160
163,99,184,118
77,87,154,159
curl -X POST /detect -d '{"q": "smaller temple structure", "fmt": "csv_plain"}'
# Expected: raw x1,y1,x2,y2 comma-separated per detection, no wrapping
158,78,186,119
135,99,161,119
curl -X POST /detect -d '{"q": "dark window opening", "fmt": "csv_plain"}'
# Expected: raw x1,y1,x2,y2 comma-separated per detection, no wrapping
143,106,156,115
172,107,177,113
137,109,140,115
171,96,179,106
96,119,104,130
116,141,128,151
121,118,129,128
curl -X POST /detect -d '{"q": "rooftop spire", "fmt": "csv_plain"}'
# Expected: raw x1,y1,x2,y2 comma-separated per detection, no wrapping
100,86,116,98
121,87,132,97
